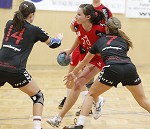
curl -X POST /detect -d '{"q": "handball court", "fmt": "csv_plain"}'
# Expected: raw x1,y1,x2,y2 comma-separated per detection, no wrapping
0,65,150,129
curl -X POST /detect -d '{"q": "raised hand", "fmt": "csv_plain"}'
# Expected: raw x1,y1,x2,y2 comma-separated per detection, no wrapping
64,72,77,85
56,33,63,41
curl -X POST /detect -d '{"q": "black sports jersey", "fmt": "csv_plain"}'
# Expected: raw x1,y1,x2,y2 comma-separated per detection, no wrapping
0,20,49,73
89,34,132,65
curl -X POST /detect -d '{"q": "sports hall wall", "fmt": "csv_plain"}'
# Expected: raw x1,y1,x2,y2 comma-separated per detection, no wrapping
0,0,150,66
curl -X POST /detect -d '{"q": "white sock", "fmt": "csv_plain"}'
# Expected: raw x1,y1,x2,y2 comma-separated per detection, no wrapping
33,116,41,129
77,115,86,125
66,88,71,97
80,91,88,101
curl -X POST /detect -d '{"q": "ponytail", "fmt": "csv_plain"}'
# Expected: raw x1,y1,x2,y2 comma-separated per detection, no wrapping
118,30,133,48
12,1,36,31
107,17,133,49
13,11,25,31
92,9,105,25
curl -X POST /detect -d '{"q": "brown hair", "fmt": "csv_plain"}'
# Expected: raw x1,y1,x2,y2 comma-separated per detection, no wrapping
13,1,36,31
79,4,105,25
107,17,133,48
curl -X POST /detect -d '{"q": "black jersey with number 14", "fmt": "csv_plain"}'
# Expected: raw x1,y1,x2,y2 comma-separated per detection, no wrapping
0,20,49,73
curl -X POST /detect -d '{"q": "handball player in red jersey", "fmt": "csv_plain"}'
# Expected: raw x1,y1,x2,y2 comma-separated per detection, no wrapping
47,4,108,127
58,0,112,116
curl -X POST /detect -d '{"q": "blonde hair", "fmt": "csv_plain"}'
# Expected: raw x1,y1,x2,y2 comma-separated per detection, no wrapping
107,17,133,48
118,30,133,48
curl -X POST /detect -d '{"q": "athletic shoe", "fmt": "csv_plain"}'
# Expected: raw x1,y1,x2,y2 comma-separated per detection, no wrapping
93,97,105,120
76,109,93,116
46,114,62,127
63,125,83,129
58,97,66,109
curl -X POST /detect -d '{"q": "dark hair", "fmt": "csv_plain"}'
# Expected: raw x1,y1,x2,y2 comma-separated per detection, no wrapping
13,1,36,31
79,4,105,25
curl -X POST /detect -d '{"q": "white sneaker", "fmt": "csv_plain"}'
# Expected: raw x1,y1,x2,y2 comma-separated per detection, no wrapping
47,114,62,127
93,97,105,120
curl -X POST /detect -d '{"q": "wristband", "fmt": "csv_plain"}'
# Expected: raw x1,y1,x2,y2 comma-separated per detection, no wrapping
48,38,61,49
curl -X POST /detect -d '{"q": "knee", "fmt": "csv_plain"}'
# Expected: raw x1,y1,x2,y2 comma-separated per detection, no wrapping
138,97,150,111
30,90,44,105
73,80,83,92
88,89,98,99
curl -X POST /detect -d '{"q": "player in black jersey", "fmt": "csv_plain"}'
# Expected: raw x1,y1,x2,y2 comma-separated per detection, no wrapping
63,17,150,129
0,1,63,129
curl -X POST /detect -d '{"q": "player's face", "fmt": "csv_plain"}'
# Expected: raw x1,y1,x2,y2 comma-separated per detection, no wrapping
75,8,90,24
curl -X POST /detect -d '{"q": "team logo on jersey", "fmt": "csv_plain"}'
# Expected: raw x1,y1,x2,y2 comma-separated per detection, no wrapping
74,25,79,32
76,31,81,37
3,45,21,51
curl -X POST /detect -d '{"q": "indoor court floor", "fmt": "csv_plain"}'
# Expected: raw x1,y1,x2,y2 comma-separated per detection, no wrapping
0,65,150,129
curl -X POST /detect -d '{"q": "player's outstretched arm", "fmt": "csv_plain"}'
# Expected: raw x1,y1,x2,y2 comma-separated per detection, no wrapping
45,33,63,49
64,52,95,82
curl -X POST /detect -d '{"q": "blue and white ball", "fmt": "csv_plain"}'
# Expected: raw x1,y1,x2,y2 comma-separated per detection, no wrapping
57,52,71,66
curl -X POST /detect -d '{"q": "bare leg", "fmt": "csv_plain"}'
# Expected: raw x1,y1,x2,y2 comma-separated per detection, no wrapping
58,65,76,109
19,79,43,129
66,65,76,90
47,64,101,128
59,64,100,118
126,83,150,113
80,79,111,116
66,65,87,91
59,65,91,110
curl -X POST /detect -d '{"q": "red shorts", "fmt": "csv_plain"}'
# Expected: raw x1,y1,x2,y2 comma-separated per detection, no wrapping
80,54,104,70
70,47,80,66
70,47,104,70
90,58,104,70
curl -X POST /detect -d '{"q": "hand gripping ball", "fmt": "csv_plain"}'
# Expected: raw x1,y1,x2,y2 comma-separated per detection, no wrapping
57,52,71,66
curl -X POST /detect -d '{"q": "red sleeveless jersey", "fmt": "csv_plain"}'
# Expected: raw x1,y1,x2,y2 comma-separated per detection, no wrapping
76,24,105,69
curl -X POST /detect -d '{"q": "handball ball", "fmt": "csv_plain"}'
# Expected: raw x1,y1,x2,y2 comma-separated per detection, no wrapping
57,52,71,66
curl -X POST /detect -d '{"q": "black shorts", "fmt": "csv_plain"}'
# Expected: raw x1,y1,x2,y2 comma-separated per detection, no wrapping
0,70,32,88
98,64,141,87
